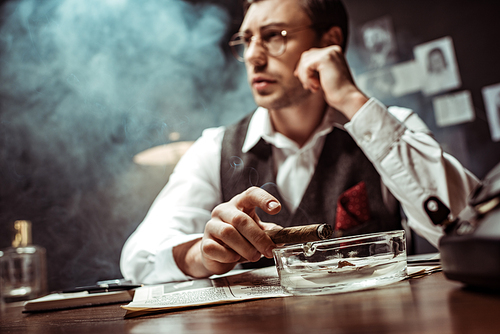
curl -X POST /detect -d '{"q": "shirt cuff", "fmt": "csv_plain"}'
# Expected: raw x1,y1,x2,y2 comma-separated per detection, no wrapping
344,98,406,161
149,233,204,283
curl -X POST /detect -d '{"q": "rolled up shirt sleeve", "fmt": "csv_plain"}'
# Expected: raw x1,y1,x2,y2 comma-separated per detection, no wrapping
344,98,479,247
120,127,224,284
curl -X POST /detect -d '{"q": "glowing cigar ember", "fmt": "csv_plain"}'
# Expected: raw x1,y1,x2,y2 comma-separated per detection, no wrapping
265,224,333,244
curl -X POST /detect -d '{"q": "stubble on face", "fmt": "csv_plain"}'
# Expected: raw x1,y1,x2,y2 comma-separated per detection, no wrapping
251,69,313,110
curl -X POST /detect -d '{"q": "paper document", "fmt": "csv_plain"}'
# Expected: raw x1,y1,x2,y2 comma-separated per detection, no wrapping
122,260,442,318
122,266,289,317
432,90,475,127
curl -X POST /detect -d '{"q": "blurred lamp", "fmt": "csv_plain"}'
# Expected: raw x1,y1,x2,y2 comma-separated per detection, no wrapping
133,141,194,166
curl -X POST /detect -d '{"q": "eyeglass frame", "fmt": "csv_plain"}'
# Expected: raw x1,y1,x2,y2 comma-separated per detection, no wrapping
228,25,314,62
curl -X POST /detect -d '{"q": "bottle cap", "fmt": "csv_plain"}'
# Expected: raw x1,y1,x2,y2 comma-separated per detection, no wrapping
12,220,32,247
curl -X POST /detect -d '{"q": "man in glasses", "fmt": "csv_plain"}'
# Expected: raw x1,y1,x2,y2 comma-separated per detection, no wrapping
121,0,478,283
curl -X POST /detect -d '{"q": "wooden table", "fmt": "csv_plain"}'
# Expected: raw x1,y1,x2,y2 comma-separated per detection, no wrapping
2,272,500,334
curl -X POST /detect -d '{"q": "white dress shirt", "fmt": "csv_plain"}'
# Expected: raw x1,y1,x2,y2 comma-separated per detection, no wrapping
120,98,479,284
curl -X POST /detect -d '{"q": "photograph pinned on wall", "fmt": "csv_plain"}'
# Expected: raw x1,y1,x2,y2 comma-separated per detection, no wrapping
359,16,398,69
355,68,395,99
432,90,475,127
390,61,423,97
355,61,422,98
481,83,500,142
414,36,461,96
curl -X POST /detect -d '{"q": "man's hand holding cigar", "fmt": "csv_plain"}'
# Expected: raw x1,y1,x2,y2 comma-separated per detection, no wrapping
174,187,282,277
173,186,333,278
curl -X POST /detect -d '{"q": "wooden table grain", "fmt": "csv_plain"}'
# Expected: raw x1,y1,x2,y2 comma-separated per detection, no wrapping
2,272,500,334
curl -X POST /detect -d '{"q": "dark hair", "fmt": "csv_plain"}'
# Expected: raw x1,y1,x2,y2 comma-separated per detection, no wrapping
427,47,448,73
243,0,349,51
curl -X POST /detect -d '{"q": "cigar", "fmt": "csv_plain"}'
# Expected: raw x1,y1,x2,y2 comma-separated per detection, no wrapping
265,224,333,244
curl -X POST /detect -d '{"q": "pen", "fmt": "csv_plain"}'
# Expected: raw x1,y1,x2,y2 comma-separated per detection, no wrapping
62,284,142,294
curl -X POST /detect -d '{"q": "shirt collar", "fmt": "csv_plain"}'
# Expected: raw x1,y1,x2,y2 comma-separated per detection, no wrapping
242,106,349,153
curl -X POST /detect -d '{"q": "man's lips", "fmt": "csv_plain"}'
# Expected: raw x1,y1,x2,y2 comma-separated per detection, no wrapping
251,76,277,90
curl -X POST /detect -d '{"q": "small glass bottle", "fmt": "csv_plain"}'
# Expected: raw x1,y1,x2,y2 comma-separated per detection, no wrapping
0,220,47,302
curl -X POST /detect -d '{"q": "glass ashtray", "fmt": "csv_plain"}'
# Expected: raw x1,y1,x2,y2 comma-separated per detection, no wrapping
272,230,407,295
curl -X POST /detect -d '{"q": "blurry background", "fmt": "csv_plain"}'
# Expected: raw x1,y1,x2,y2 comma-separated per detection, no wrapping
0,0,499,292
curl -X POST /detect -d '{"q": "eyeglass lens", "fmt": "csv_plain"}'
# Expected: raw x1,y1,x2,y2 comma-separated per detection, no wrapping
230,30,287,61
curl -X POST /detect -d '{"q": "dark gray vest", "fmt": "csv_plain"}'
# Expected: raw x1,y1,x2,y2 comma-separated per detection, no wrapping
220,113,402,267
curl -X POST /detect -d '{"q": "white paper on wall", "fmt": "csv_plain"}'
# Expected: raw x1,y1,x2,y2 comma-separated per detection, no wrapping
355,61,423,98
390,61,423,97
481,83,500,142
432,90,475,127
355,68,395,99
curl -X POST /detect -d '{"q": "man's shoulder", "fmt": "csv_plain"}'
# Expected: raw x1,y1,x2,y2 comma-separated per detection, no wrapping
195,110,257,152
201,126,226,140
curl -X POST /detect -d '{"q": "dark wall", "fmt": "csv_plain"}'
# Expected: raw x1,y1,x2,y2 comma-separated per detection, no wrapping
0,0,498,291
344,0,500,177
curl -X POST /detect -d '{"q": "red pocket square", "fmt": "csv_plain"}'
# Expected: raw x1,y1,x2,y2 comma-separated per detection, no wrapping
335,181,370,231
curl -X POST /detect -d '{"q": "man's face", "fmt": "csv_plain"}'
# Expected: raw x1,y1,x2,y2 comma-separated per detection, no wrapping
240,0,319,110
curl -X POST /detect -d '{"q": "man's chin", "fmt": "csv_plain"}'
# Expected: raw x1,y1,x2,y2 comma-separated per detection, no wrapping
253,98,280,110
251,88,311,110
252,88,290,107
251,92,275,108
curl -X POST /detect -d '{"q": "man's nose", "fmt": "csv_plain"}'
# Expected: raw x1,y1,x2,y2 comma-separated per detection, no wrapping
245,37,267,67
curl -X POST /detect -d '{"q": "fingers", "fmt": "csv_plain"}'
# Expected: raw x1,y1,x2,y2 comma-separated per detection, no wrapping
231,186,281,215
210,204,276,258
294,48,323,92
200,187,281,274
201,233,244,264
200,216,269,275
295,45,367,117
294,45,349,93
200,237,240,275
259,221,281,231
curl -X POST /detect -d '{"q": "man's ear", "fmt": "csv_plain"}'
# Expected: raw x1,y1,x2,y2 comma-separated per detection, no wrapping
320,26,344,49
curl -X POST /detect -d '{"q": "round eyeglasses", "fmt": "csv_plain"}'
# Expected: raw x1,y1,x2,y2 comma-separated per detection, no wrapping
229,25,313,62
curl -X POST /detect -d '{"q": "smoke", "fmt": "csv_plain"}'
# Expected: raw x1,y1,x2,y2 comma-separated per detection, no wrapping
0,0,254,290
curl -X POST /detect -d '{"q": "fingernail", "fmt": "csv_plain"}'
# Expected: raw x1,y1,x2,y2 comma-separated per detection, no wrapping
268,201,279,210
